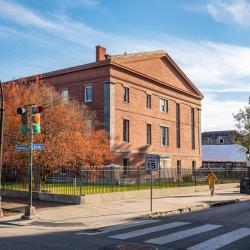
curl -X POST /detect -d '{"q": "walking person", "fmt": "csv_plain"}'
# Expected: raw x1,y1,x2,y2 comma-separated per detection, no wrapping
208,171,217,196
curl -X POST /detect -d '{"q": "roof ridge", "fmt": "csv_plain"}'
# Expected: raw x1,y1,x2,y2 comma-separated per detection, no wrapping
110,50,165,58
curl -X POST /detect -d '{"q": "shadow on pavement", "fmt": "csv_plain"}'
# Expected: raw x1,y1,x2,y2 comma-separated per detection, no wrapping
2,197,72,209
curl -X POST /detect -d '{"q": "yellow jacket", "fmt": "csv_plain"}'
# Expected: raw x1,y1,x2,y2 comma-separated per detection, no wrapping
208,174,217,185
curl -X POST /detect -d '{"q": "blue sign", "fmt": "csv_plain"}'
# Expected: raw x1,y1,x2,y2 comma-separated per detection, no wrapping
32,144,44,150
16,145,29,151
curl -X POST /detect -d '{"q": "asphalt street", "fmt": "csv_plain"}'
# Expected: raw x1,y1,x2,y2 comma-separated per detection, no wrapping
1,200,250,250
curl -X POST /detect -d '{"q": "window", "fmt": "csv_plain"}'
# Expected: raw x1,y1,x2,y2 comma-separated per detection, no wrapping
146,94,151,109
61,89,69,101
176,103,180,148
192,161,196,176
160,126,169,146
219,138,224,144
123,87,129,103
123,119,129,143
177,160,181,175
123,158,129,176
84,85,92,102
191,107,195,150
160,98,168,112
146,124,151,145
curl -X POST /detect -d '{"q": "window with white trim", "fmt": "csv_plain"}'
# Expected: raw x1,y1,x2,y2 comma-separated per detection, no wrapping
61,89,69,101
84,85,92,102
160,98,168,112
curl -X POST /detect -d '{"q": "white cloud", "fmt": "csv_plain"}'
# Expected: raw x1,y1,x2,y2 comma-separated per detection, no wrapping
201,94,246,131
162,37,250,92
206,0,250,27
0,0,105,48
0,0,58,29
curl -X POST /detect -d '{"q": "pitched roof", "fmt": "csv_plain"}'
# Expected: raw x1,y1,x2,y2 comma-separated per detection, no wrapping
202,130,236,137
110,50,203,99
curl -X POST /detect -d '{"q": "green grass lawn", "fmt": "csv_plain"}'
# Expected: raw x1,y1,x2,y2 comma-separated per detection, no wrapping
1,178,239,196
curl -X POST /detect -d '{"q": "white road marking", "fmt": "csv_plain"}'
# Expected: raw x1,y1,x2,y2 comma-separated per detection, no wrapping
187,228,250,250
76,220,159,235
145,224,222,245
110,222,190,240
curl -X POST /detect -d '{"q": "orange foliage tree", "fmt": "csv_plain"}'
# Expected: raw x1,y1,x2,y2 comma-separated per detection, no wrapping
3,77,113,171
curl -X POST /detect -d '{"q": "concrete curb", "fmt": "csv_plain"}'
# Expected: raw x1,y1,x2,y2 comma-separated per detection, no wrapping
147,198,243,219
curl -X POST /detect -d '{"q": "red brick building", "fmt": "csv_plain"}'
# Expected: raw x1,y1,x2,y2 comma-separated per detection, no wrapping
13,45,203,170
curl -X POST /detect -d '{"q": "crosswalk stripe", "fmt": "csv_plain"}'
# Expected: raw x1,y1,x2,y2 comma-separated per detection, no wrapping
145,224,222,245
110,221,190,240
76,220,159,235
187,228,250,250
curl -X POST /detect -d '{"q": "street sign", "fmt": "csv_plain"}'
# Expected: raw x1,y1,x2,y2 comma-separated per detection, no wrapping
16,145,29,151
145,154,159,171
32,144,44,150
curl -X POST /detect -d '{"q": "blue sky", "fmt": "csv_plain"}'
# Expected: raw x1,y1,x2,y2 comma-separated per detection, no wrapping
0,0,250,132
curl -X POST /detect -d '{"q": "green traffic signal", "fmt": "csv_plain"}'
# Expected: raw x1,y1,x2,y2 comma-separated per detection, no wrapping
32,105,43,134
21,124,28,134
33,123,40,134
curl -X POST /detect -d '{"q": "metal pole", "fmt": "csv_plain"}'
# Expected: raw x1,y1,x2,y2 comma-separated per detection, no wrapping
247,149,250,178
150,170,153,212
22,104,37,220
0,81,4,217
29,105,33,207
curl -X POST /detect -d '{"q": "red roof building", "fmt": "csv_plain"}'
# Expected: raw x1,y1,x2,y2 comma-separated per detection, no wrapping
8,45,204,170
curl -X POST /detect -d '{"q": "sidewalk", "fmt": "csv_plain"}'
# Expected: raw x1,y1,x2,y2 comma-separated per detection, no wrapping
1,186,250,232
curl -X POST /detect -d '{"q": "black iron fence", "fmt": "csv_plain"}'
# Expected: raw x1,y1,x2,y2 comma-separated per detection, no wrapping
1,166,247,196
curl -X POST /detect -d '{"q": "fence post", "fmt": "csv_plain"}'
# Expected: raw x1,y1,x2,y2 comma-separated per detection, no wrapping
73,176,76,195
194,169,197,186
137,165,140,190
220,167,223,184
80,165,83,196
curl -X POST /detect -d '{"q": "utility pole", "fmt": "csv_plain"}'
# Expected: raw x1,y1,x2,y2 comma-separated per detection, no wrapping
0,81,4,218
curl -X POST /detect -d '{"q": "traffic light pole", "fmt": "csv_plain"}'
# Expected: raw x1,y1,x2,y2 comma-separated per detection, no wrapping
21,104,37,220
0,81,4,218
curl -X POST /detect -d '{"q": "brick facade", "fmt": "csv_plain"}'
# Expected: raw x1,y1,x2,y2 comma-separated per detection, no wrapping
8,45,203,170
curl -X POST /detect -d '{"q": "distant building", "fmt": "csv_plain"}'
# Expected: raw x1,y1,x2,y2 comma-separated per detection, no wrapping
202,130,236,145
202,144,246,169
201,130,246,168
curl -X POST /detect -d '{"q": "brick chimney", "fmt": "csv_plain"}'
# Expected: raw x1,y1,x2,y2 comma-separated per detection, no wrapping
96,45,106,62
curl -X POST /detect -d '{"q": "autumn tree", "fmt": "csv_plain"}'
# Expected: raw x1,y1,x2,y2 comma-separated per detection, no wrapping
233,97,250,151
3,77,113,172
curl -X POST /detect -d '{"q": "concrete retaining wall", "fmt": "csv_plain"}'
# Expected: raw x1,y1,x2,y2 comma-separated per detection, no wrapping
1,190,81,204
81,183,239,204
1,183,239,205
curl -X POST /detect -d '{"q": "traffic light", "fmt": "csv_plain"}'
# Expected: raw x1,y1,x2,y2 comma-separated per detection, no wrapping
17,107,28,135
32,105,43,134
